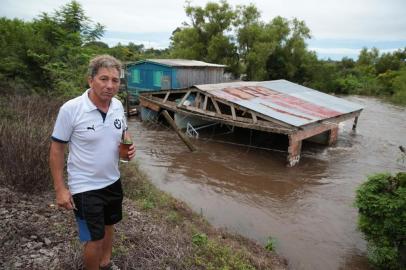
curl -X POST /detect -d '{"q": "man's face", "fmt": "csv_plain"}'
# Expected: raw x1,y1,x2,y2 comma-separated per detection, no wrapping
88,67,120,103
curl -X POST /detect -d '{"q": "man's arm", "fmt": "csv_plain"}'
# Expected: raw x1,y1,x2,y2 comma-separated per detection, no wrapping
49,141,75,210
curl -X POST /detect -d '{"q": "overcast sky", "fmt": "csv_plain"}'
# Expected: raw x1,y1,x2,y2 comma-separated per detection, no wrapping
2,0,405,60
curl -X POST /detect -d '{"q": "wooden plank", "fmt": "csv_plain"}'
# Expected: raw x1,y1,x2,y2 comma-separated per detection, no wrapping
211,97,222,114
163,91,170,103
178,104,217,117
161,110,196,152
177,90,191,108
352,116,359,130
195,92,201,108
251,112,258,124
139,99,160,112
231,105,236,120
203,95,208,110
139,89,190,96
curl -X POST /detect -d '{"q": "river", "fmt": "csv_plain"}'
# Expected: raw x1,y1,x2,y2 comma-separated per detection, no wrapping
127,96,406,270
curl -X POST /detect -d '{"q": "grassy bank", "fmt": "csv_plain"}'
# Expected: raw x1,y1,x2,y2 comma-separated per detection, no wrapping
116,162,287,269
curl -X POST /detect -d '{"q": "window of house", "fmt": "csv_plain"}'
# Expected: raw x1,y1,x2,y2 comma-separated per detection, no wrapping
153,71,163,87
132,69,140,84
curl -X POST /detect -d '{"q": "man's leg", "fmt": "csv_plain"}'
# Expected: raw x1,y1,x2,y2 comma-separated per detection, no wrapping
100,225,114,267
84,239,104,270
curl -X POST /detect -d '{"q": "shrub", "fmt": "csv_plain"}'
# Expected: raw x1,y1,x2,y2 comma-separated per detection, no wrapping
354,172,406,269
0,95,62,192
265,236,276,252
390,68,406,105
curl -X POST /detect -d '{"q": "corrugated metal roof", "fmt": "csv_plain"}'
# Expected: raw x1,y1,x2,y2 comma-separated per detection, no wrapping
195,79,364,127
143,59,226,68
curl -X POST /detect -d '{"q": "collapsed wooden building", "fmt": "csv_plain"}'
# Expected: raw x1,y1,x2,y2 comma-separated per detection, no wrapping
138,79,363,166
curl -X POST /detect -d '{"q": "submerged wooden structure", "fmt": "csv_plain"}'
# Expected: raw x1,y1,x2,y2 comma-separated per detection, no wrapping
139,80,363,166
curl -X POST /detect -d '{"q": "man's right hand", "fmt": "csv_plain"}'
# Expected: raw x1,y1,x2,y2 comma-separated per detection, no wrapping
55,187,75,210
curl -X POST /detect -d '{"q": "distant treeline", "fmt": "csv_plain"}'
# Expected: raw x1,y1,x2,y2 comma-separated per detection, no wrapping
0,1,405,104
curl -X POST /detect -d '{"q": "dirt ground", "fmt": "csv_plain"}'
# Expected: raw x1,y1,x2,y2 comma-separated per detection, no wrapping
0,184,288,270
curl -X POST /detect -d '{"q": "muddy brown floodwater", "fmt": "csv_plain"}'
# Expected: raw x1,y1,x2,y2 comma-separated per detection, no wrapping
127,96,406,270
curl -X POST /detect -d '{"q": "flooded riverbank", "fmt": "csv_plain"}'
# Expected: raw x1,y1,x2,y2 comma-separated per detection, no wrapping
128,96,405,270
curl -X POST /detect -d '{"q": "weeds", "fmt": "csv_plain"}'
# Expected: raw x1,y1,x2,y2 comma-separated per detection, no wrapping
192,233,208,246
265,237,276,252
0,95,62,193
191,238,256,270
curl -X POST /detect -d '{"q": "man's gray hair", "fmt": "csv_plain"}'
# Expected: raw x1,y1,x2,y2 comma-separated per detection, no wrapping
88,55,122,78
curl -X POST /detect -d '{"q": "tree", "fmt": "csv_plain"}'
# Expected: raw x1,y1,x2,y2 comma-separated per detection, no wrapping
170,0,240,74
54,0,104,44
0,18,33,94
170,1,315,81
266,17,312,83
0,1,106,97
235,4,261,60
357,47,380,67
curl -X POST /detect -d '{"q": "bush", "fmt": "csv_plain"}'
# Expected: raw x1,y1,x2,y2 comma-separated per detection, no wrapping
354,172,406,269
390,68,406,105
0,95,62,192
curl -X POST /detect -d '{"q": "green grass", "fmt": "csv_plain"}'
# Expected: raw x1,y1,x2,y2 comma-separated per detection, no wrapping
191,237,256,270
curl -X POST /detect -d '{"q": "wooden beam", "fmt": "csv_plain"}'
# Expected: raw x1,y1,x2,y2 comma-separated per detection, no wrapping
178,104,217,117
139,89,190,96
251,112,258,124
291,123,336,142
352,116,359,131
163,91,170,103
301,110,362,130
211,97,221,114
177,90,192,108
195,92,201,108
203,95,208,110
161,110,196,152
231,105,236,120
139,99,160,112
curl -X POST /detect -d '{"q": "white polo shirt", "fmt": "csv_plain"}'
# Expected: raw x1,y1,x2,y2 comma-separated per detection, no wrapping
52,89,126,195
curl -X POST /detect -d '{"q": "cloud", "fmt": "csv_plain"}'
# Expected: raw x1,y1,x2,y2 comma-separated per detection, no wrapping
251,0,406,40
101,37,168,50
309,47,402,60
1,0,405,59
101,31,171,48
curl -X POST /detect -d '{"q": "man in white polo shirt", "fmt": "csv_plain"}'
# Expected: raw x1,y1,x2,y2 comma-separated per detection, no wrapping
49,55,135,270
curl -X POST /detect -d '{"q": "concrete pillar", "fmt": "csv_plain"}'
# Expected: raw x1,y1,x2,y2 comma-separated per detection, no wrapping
287,135,302,167
328,127,339,145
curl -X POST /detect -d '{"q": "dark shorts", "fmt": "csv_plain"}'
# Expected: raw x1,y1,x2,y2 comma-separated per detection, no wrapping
72,179,123,242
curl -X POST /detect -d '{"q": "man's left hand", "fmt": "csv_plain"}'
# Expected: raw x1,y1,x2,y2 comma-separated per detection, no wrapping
128,144,136,160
